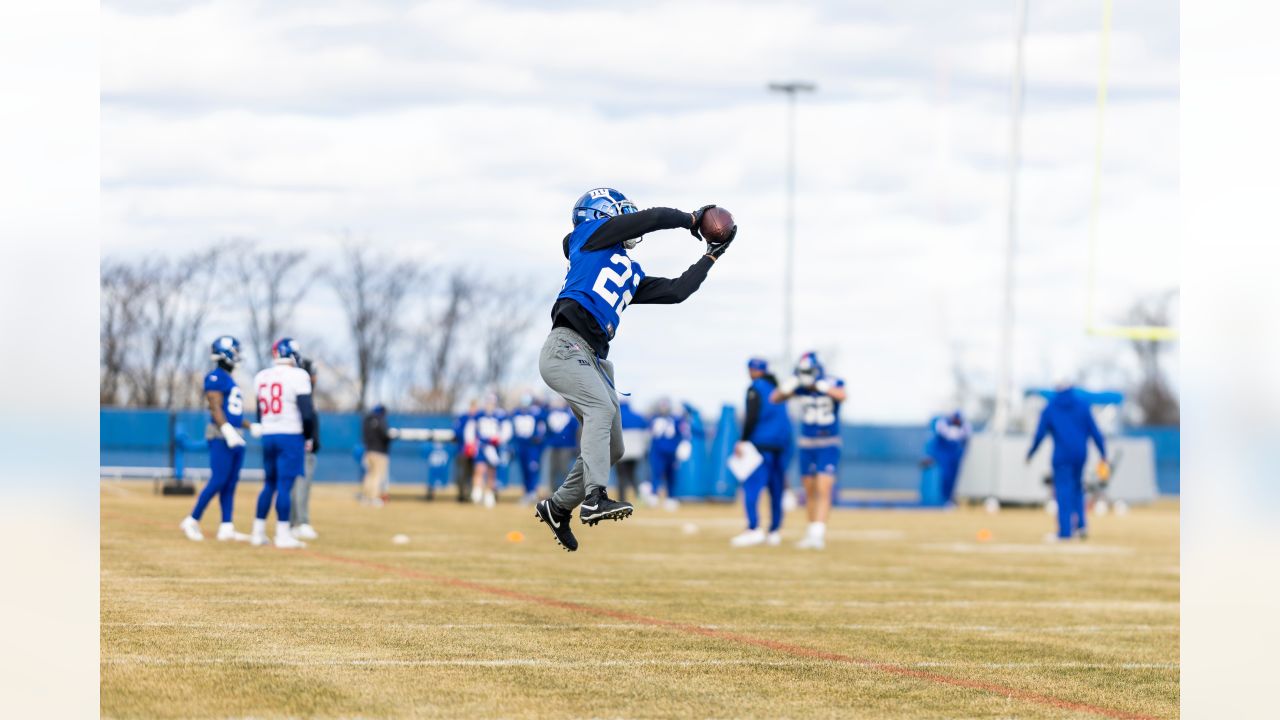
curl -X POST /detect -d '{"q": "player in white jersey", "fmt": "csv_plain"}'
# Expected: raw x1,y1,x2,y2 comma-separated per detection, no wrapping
250,337,317,549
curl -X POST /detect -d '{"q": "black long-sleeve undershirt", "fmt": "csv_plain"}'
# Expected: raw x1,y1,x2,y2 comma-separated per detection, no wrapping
560,207,694,258
551,207,710,358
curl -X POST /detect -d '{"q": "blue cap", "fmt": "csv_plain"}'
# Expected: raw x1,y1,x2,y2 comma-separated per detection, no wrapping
748,357,768,372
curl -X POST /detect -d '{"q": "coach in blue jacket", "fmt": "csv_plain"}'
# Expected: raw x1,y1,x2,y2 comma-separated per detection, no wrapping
731,358,794,547
1026,384,1108,541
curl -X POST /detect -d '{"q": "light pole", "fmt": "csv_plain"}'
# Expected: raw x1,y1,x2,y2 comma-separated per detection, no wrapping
768,81,816,365
992,0,1029,497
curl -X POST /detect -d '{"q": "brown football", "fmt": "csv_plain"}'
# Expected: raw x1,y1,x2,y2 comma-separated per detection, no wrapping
699,207,736,243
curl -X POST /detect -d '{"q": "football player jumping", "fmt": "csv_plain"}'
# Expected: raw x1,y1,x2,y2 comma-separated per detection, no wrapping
772,352,847,550
534,187,735,551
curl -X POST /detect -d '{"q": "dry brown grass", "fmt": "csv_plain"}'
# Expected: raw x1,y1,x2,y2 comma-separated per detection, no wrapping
102,480,1178,719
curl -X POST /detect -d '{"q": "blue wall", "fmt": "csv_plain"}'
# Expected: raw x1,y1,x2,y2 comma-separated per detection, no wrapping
100,408,1180,495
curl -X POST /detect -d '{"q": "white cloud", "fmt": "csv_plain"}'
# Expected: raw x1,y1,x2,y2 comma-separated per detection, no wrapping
101,0,1179,420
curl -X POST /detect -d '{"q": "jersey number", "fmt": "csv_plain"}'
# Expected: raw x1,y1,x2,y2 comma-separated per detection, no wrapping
592,254,638,312
226,387,243,416
257,383,283,415
802,396,836,426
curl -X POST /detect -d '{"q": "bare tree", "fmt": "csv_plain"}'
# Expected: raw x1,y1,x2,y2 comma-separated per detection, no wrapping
410,268,478,412
329,243,418,410
476,275,540,390
100,259,147,405
232,242,314,367
124,248,222,408
1124,290,1180,426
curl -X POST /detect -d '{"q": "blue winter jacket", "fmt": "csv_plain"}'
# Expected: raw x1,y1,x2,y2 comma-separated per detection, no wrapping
1027,387,1107,466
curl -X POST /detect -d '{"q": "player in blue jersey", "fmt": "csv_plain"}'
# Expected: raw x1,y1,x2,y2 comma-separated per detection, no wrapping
645,398,690,511
772,351,847,550
731,358,793,547
181,336,262,542
510,394,547,505
466,393,511,508
534,187,734,551
542,397,579,496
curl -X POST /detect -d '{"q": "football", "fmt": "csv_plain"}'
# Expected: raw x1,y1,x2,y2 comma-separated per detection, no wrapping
699,206,736,243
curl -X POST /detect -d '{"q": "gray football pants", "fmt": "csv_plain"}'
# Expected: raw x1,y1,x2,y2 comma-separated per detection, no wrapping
539,327,624,511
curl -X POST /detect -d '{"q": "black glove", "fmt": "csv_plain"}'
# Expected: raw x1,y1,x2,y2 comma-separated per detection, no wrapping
309,437,321,453
689,204,717,240
706,224,736,259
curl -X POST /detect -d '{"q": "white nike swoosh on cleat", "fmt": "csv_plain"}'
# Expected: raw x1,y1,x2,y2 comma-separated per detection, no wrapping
580,504,598,511
542,505,560,528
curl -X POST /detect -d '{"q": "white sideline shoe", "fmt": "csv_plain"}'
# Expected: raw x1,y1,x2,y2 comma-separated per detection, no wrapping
293,524,318,540
275,528,307,549
471,487,483,504
180,516,203,542
250,532,271,546
216,523,250,542
796,535,825,550
483,491,496,509
730,529,765,548
663,498,680,512
766,531,782,546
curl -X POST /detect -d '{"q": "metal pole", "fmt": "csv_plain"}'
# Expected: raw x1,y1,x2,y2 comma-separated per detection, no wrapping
784,90,796,364
768,82,815,365
993,0,1028,495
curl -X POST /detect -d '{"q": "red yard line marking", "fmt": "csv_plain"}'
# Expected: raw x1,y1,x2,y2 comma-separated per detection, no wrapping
105,513,1161,720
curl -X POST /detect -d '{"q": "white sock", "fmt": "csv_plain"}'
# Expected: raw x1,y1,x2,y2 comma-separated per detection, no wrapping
184,515,197,524
252,518,266,536
276,523,292,539
813,522,827,538
219,522,233,531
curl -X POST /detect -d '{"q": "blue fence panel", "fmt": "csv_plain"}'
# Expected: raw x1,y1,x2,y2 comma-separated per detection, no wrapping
101,408,1180,496
1123,426,1180,495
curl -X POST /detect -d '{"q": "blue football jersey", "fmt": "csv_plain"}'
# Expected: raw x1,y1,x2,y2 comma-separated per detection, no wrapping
648,413,688,454
204,367,244,427
556,218,646,342
511,406,544,444
795,378,844,438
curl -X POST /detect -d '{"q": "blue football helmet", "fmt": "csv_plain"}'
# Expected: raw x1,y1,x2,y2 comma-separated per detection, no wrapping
795,351,825,386
573,188,642,247
210,335,241,367
272,337,302,363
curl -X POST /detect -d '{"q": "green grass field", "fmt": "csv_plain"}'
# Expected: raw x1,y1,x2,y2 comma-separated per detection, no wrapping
102,480,1178,719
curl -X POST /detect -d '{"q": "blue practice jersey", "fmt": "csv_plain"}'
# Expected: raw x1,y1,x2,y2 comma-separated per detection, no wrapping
544,407,579,449
469,409,510,446
556,218,646,342
795,378,845,439
510,405,545,445
204,367,244,427
649,413,688,454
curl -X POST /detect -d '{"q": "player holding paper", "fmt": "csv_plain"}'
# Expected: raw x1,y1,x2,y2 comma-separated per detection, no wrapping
772,352,847,550
534,188,735,551
250,337,317,549
180,336,261,542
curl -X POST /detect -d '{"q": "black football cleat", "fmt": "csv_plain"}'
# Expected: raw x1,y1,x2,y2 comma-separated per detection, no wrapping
535,499,578,552
578,487,634,527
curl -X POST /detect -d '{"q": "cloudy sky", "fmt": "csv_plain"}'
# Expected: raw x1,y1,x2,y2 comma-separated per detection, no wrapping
101,0,1179,421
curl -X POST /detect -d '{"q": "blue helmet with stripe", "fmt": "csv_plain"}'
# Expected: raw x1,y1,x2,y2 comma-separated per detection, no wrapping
272,337,302,364
795,351,825,383
210,335,241,367
572,187,638,227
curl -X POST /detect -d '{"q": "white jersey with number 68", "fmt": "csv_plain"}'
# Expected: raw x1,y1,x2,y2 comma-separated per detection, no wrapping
253,363,313,436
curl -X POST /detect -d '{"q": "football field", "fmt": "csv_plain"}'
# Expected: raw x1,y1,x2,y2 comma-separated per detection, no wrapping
101,481,1178,719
